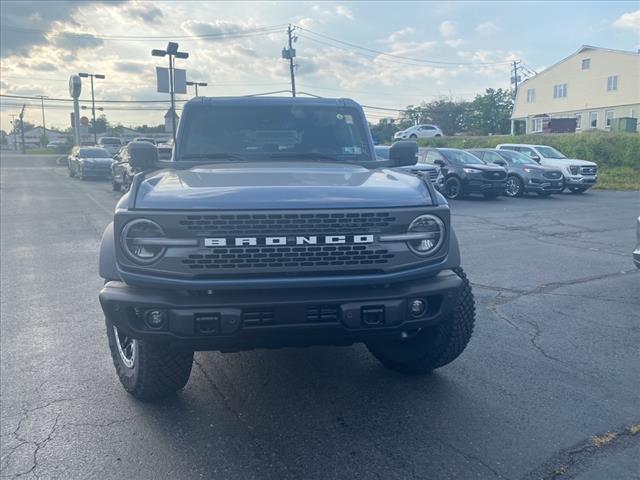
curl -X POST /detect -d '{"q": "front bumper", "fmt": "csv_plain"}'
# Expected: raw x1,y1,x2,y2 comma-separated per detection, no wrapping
80,166,112,178
524,176,564,193
99,270,463,351
463,177,506,194
565,175,597,186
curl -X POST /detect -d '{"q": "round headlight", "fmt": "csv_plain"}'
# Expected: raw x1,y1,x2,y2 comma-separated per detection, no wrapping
120,219,166,265
407,214,444,256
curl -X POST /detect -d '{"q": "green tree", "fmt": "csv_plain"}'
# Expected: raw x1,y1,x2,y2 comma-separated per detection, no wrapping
466,88,513,135
1,130,7,145
91,114,109,134
400,100,470,136
135,124,166,133
369,118,400,144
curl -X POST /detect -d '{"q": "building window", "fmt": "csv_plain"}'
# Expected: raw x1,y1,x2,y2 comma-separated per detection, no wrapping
575,113,582,130
605,110,614,129
526,88,535,103
553,83,567,98
607,75,619,91
531,118,543,133
582,58,590,70
589,111,597,129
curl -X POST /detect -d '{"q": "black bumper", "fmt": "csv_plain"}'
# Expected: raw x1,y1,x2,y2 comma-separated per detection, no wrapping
99,270,463,352
463,178,506,195
524,177,564,193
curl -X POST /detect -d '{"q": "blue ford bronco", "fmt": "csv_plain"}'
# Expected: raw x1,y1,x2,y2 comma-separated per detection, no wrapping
98,97,475,400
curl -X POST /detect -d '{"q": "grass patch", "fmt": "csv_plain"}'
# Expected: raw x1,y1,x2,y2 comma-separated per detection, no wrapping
592,432,617,447
595,167,640,191
25,148,57,154
629,424,640,435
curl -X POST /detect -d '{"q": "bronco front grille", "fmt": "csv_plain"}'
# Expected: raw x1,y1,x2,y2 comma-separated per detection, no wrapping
178,212,397,236
181,245,394,270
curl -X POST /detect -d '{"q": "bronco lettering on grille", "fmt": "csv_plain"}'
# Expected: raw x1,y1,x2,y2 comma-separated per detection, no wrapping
204,235,374,247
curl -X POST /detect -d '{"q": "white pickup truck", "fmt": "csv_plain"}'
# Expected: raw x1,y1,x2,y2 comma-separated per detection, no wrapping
496,143,597,193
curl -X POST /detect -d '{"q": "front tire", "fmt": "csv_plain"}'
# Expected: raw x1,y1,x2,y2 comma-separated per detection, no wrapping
366,267,475,374
409,134,418,139
504,175,523,197
444,176,463,199
106,318,194,401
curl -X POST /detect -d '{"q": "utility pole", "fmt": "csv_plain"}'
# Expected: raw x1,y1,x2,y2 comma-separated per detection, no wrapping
19,104,26,154
511,60,521,98
153,42,189,146
36,95,48,147
282,25,297,97
78,72,105,144
9,114,17,151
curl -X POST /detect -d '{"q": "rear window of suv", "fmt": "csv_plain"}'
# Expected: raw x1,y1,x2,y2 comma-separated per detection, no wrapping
79,148,110,158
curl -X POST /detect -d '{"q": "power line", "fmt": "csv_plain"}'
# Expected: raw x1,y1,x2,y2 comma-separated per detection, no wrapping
296,25,514,67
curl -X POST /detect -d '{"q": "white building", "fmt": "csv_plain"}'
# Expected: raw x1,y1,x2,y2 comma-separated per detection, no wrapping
511,46,640,134
6,127,70,150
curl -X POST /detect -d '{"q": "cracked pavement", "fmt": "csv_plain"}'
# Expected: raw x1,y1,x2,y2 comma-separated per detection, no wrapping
1,154,639,479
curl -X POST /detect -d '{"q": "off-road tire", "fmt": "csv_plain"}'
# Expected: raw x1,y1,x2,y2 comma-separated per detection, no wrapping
105,318,194,401
366,267,475,374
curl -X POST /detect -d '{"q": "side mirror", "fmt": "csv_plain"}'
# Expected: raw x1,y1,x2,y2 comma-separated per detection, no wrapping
433,159,445,167
495,159,507,167
127,141,158,170
530,154,540,162
389,141,418,167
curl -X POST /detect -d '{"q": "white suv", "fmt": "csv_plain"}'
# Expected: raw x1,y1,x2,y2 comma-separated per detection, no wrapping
394,124,443,140
97,137,122,157
496,144,597,193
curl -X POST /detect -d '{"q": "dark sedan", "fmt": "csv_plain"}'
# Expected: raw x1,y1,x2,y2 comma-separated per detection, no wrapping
468,149,564,197
67,146,113,180
422,148,507,199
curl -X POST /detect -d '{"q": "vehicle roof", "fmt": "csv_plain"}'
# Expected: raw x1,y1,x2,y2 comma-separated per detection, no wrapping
497,143,553,148
185,96,360,108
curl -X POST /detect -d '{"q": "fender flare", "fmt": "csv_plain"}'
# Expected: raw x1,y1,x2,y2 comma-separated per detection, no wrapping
444,227,461,270
99,222,120,281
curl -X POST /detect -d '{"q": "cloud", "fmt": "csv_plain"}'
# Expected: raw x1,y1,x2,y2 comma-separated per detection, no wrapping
47,29,104,52
476,21,497,35
124,1,164,23
0,0,120,57
181,19,257,37
387,27,416,43
439,20,457,38
612,10,640,30
335,5,353,19
114,61,149,74
29,62,59,72
445,39,467,48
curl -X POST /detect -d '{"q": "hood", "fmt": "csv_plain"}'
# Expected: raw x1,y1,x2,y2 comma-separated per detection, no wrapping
542,158,596,167
81,157,113,163
134,161,434,210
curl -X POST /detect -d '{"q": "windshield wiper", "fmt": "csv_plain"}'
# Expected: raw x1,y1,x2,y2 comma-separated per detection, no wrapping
182,153,248,161
270,152,343,162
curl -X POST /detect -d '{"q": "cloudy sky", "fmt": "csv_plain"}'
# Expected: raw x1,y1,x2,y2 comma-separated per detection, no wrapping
1,0,638,131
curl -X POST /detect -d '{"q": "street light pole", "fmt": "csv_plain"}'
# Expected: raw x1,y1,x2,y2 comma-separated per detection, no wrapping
78,72,105,144
152,42,189,146
186,81,208,96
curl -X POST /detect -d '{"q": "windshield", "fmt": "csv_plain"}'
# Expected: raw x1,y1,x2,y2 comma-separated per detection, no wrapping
498,150,538,165
535,146,566,159
79,148,110,158
441,149,485,165
180,105,372,162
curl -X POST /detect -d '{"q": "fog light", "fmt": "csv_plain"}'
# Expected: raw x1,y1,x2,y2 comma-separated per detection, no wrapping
409,299,427,317
145,309,166,330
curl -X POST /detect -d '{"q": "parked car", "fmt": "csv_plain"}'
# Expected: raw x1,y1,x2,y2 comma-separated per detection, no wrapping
634,216,640,269
67,146,113,180
157,142,173,161
47,141,66,148
422,148,507,199
467,149,564,197
111,145,136,191
133,137,157,145
394,124,443,140
496,144,597,193
97,137,122,156
375,145,440,185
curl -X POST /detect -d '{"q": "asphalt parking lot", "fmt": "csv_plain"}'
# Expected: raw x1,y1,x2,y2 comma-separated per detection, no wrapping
1,154,638,480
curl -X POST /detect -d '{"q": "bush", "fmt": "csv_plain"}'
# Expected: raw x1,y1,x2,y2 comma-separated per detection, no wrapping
412,131,640,170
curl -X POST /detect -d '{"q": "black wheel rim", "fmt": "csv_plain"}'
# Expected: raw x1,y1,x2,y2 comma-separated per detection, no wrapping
446,179,460,198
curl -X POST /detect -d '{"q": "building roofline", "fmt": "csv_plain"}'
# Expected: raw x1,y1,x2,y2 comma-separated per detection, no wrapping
517,44,639,89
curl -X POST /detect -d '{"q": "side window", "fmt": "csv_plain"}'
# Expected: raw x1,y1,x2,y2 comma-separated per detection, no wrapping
484,152,503,163
422,126,435,131
516,147,535,157
425,151,444,164
499,146,516,152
